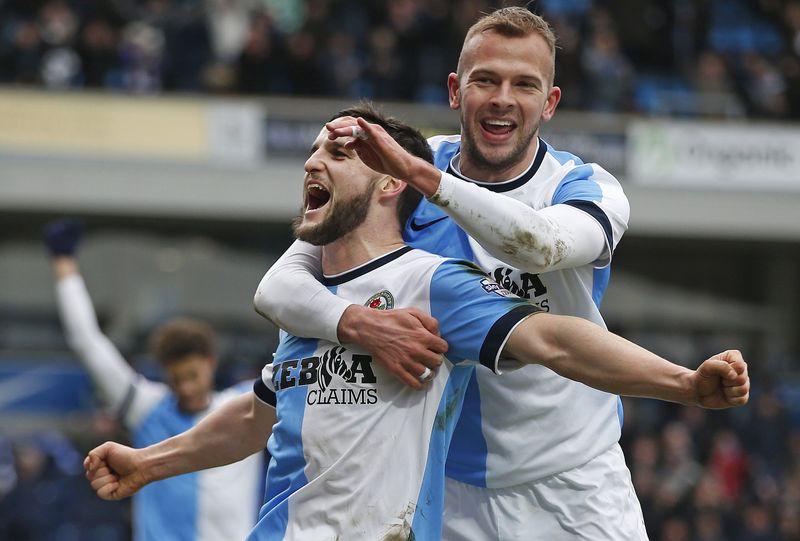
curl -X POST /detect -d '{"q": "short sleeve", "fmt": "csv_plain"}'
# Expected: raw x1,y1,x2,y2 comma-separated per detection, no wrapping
253,363,277,407
429,260,540,371
551,163,630,266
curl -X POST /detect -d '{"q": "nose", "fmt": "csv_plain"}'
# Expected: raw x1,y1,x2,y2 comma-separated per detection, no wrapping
304,148,323,174
489,81,514,109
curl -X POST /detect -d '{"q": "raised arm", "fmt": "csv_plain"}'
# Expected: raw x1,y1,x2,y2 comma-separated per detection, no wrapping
254,240,448,390
427,171,615,271
45,219,163,427
503,313,750,408
84,391,274,500
329,117,628,273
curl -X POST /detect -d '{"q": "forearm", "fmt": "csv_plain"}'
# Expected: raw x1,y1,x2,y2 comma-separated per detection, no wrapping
55,274,137,409
505,314,696,404
428,173,604,272
140,393,273,482
53,256,79,280
254,240,349,343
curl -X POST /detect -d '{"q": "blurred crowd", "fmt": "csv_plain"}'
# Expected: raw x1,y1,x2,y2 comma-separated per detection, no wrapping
1,0,799,118
0,418,131,541
620,383,800,541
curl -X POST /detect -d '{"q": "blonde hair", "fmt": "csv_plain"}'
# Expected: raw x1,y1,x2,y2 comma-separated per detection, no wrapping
457,7,557,81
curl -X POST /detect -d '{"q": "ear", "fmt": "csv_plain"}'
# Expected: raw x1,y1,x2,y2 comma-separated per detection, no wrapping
541,85,561,123
376,176,406,205
447,72,460,111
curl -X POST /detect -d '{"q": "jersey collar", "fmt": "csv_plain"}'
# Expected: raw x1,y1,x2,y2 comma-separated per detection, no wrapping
322,246,413,286
447,137,547,193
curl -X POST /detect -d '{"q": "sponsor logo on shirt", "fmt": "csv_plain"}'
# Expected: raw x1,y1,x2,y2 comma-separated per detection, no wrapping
479,278,514,297
491,266,550,311
409,216,448,231
273,346,378,405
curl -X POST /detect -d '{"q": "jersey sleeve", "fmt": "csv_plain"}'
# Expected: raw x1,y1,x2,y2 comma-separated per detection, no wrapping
429,260,540,372
430,172,609,273
56,275,166,429
550,162,630,267
253,363,277,408
254,240,350,344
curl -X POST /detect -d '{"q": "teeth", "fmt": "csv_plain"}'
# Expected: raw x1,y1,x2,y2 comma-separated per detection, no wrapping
307,183,329,192
485,120,513,127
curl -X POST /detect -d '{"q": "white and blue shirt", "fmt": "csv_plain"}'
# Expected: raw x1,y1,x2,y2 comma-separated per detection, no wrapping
251,247,538,540
405,135,630,487
127,382,264,541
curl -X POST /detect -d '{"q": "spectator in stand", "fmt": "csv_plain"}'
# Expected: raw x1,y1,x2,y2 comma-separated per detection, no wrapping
692,50,746,117
235,10,289,94
77,17,119,88
581,24,635,111
741,52,790,117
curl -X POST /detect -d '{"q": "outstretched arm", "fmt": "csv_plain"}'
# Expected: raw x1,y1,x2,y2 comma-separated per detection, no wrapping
328,117,627,273
84,392,274,500
503,314,750,408
45,219,162,426
254,240,448,390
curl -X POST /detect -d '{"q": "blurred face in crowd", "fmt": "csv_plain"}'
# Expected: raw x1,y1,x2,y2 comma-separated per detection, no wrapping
448,30,561,181
163,354,216,413
294,125,382,246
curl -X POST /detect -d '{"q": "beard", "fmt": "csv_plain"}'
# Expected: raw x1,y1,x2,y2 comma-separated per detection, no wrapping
460,110,539,173
292,184,375,246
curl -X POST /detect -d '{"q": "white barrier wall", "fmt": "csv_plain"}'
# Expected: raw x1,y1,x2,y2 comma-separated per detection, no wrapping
2,89,800,240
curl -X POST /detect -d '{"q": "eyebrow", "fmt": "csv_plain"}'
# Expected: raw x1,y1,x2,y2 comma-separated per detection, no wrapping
308,138,353,157
470,68,544,84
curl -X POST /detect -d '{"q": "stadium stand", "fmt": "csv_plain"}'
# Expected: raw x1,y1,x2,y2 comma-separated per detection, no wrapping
1,2,799,540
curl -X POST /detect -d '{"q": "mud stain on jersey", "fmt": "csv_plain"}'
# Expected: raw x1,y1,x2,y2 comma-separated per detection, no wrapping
501,226,569,267
381,502,416,540
429,192,450,208
434,394,461,431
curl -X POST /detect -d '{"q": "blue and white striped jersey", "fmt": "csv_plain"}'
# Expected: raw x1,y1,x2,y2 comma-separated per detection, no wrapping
251,247,538,540
405,135,630,487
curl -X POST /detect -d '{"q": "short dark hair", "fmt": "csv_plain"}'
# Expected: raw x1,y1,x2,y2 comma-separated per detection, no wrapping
149,318,215,366
329,101,431,228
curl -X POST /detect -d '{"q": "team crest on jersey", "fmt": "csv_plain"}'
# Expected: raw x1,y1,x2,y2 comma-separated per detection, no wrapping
365,290,394,310
480,278,514,297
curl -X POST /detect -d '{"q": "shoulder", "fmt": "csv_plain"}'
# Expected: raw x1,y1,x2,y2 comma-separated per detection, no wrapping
426,133,461,150
541,139,621,187
427,134,461,170
542,139,585,168
429,258,491,291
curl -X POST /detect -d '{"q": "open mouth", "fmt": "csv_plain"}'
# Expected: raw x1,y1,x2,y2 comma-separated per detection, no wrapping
306,182,331,210
480,119,517,137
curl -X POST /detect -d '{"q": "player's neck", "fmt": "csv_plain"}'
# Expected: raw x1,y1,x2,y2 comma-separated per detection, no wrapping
321,217,405,276
457,137,540,182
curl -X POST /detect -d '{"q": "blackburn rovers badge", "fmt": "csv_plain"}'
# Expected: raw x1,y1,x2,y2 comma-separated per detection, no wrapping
365,290,394,310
